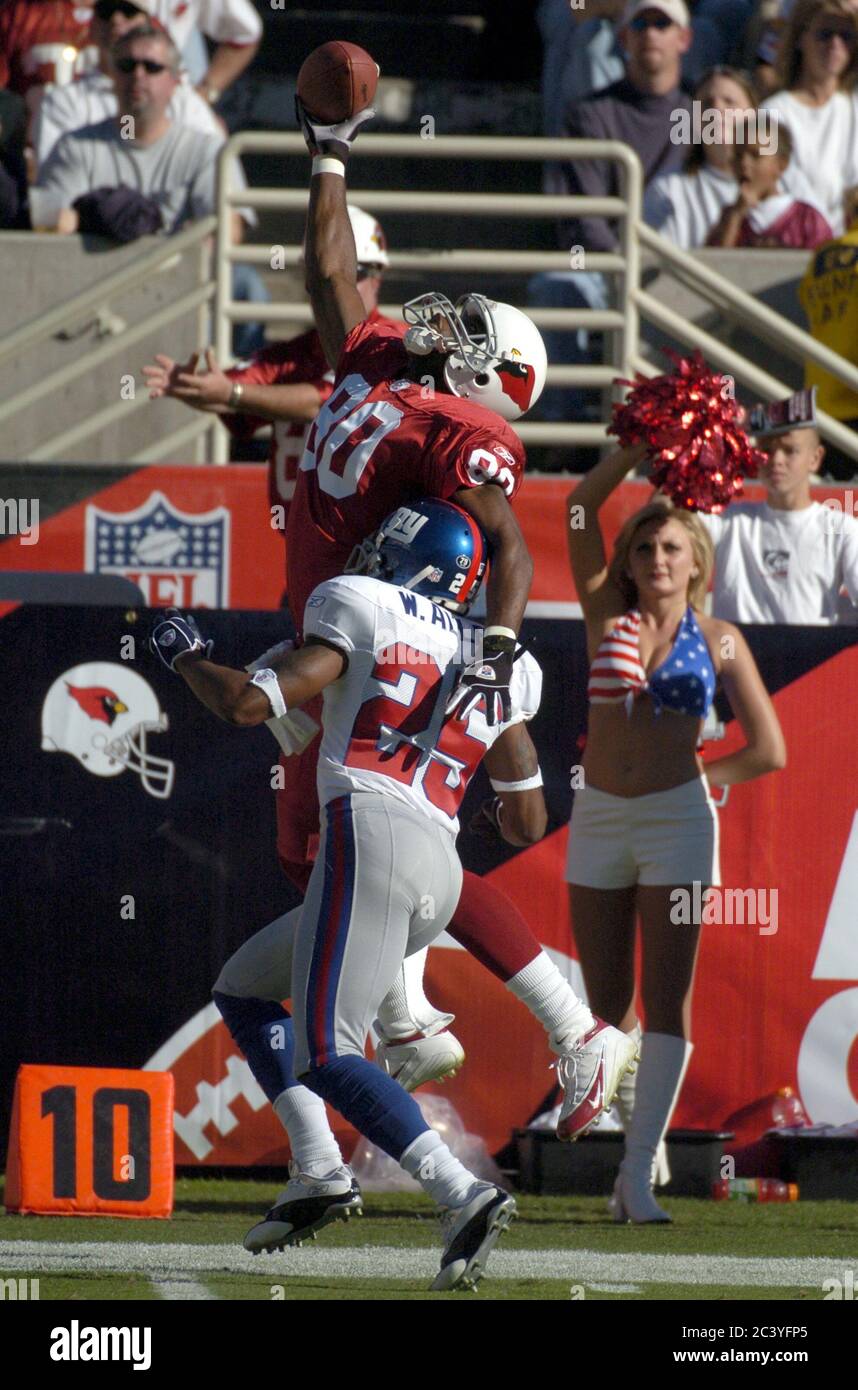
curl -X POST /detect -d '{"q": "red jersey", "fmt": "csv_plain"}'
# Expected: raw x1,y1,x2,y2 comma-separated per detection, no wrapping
286,317,527,634
0,2,97,97
224,328,334,520
223,310,400,523
737,200,833,251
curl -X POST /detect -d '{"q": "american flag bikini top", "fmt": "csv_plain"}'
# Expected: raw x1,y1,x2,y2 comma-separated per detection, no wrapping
587,607,716,718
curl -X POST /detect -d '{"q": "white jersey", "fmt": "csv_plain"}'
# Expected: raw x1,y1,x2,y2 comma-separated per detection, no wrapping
146,0,261,55
702,500,858,625
302,574,542,835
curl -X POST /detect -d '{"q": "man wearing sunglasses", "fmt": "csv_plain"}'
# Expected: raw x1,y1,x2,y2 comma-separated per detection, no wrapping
35,3,225,171
34,24,224,236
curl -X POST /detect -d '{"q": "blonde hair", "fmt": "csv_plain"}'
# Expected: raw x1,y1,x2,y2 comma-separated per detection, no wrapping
779,0,858,92
608,499,715,611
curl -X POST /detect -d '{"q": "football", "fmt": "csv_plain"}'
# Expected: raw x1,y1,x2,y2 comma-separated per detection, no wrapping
296,41,379,125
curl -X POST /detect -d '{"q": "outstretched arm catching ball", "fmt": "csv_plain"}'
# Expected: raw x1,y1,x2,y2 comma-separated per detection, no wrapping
297,43,379,368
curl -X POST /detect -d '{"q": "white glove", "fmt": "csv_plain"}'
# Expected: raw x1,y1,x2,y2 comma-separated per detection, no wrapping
295,97,376,159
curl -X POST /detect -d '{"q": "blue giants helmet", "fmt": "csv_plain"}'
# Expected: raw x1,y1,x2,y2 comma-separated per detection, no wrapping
345,498,488,614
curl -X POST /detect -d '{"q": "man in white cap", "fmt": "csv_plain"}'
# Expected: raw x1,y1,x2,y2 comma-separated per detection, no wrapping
143,206,396,607
701,390,858,624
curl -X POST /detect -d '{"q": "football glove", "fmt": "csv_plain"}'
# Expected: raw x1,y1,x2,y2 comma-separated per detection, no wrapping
446,640,515,727
296,96,376,159
150,607,213,672
468,796,505,843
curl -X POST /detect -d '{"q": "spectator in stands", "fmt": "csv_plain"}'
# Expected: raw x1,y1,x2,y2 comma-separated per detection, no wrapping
538,0,749,160
745,0,797,95
799,191,858,480
706,121,833,247
0,78,28,228
644,66,758,248
35,2,225,170
760,0,858,237
142,206,395,608
533,1,695,428
32,1,267,355
701,392,858,619
35,25,222,238
539,0,625,155
144,0,262,107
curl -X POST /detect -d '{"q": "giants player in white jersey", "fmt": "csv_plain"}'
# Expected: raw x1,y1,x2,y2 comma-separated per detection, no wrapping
151,499,638,1291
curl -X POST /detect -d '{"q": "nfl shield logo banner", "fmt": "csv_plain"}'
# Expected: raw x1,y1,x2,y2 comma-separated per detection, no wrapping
84,491,231,607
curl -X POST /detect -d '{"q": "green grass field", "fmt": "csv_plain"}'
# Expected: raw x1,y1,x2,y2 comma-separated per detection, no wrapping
2,1178,857,1301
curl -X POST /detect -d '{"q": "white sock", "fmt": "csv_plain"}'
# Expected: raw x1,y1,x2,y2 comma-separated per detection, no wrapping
400,1130,479,1209
506,950,594,1046
375,948,453,1039
273,1086,345,1178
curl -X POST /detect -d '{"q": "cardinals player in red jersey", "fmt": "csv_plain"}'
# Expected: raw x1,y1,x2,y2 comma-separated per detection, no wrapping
254,96,606,1095
143,205,397,607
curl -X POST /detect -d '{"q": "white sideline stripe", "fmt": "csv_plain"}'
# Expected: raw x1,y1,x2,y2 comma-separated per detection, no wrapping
150,1277,219,1301
0,1242,843,1287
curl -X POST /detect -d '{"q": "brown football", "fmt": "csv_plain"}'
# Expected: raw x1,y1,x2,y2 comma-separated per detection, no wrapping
296,41,379,124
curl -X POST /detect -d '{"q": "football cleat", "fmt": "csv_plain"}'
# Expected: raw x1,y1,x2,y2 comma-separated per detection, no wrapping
243,1164,363,1254
431,1183,517,1292
554,1019,639,1143
376,1029,465,1093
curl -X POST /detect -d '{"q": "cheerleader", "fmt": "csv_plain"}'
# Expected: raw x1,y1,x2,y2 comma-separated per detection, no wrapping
565,442,786,1221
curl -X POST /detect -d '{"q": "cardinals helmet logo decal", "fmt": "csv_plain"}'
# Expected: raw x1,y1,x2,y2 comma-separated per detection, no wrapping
496,359,536,414
42,662,175,798
65,683,128,726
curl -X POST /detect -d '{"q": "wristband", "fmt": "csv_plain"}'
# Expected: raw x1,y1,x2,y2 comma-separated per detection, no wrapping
311,156,346,177
228,381,244,410
484,626,517,641
490,771,544,793
249,668,287,719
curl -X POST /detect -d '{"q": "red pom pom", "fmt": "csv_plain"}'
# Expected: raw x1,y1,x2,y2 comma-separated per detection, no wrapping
607,350,767,512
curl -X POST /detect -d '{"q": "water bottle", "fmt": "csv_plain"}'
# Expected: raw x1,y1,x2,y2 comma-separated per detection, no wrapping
712,1178,799,1202
771,1086,809,1129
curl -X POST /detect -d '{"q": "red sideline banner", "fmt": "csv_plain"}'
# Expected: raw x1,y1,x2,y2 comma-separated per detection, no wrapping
4,464,854,609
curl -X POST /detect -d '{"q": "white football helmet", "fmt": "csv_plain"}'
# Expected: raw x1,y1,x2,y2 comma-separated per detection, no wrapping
347,204,389,269
41,662,175,799
401,292,547,421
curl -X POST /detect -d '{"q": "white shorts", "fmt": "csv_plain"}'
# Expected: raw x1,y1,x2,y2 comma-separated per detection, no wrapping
564,776,721,890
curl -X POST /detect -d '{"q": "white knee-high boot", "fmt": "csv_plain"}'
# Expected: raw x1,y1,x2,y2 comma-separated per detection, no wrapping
612,1023,672,1190
613,1032,693,1224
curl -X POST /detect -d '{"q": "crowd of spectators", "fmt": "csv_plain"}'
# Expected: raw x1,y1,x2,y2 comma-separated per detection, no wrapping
2,0,856,495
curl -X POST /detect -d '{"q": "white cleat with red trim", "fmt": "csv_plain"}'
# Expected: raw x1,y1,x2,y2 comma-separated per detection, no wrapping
375,1027,465,1093
554,1019,639,1142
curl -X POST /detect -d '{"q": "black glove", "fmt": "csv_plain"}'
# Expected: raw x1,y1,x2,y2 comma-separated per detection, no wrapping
150,607,212,672
446,639,515,727
295,96,376,160
468,796,505,843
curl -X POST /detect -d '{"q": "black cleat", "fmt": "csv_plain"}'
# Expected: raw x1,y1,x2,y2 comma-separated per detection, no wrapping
243,1166,363,1254
431,1184,517,1291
